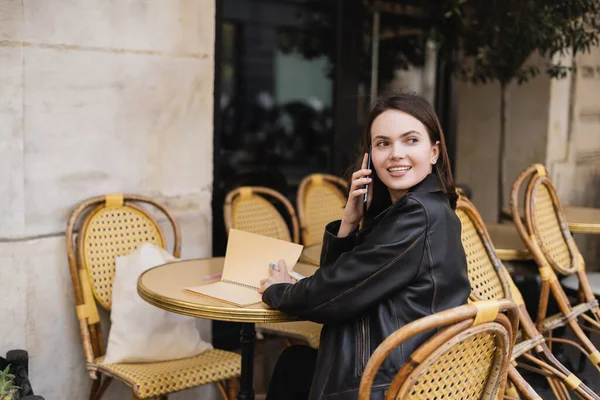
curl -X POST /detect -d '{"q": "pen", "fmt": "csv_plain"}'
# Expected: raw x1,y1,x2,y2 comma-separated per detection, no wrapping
202,273,222,281
289,271,306,281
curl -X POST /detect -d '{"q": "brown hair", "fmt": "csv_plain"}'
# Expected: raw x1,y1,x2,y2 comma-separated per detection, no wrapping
349,92,457,217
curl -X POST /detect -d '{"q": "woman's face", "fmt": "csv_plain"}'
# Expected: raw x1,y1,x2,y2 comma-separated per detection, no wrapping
370,109,440,203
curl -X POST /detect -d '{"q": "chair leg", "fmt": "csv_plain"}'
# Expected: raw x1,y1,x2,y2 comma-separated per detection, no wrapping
546,377,569,400
507,365,541,400
227,378,239,400
216,381,228,400
89,379,101,400
89,376,112,400
578,318,592,372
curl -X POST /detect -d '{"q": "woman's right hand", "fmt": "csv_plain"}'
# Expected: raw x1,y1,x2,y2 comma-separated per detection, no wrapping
338,153,372,237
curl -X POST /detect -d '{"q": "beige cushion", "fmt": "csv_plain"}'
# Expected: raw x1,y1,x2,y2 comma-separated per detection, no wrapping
103,244,212,364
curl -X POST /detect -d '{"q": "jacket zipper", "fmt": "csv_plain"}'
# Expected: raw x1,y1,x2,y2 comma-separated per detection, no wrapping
363,317,369,373
355,317,369,377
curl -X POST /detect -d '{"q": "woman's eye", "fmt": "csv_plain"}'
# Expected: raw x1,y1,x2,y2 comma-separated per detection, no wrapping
375,141,388,147
407,137,418,144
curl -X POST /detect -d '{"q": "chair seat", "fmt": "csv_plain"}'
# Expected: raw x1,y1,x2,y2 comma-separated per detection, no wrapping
257,321,322,349
562,272,600,297
89,349,241,398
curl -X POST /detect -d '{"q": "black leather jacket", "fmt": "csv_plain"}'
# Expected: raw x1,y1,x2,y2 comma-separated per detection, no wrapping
262,174,470,400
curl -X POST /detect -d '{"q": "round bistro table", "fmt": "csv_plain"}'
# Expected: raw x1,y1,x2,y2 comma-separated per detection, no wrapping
560,206,600,234
137,257,318,400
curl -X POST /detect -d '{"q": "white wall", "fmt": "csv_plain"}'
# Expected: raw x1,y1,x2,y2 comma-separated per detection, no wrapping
548,47,600,202
547,48,600,270
0,1,218,399
455,49,600,269
455,55,551,221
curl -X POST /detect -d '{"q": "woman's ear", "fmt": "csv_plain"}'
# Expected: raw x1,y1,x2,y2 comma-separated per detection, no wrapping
431,141,440,164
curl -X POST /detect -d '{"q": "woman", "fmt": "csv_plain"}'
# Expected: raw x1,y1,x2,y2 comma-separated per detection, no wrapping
259,93,470,400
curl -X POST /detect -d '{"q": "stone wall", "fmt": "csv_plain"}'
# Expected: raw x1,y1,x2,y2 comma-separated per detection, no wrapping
547,48,600,270
455,48,600,269
454,54,551,221
0,1,218,399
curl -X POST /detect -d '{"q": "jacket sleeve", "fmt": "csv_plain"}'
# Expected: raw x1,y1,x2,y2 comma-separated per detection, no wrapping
262,197,428,324
319,220,359,268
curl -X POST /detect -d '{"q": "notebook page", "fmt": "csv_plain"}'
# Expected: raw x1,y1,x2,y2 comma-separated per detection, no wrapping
223,229,303,288
185,281,262,307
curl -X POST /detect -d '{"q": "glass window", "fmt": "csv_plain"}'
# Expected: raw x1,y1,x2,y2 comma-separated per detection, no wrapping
217,0,336,202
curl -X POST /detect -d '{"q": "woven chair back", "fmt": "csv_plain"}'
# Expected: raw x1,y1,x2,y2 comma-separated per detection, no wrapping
457,208,506,301
527,174,580,275
224,186,299,244
79,202,165,310
455,195,526,308
358,300,518,400
297,174,347,245
66,194,181,365
398,323,510,399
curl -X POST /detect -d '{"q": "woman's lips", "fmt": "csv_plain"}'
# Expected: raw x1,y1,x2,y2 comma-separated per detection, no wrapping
387,166,411,177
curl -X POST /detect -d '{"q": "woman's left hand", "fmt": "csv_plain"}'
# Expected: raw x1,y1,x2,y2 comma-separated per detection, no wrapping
258,259,296,294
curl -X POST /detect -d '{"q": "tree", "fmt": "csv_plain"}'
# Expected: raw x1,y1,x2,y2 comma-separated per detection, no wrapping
440,0,600,221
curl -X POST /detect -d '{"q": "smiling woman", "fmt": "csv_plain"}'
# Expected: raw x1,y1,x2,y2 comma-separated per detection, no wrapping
356,92,457,221
259,92,469,400
370,110,439,203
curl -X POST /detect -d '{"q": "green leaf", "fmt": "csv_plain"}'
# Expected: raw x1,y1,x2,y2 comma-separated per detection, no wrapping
439,0,600,85
0,365,18,397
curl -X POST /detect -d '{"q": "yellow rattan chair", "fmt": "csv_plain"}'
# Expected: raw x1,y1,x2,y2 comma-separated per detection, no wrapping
297,173,348,246
224,186,299,243
511,164,600,375
66,194,241,400
223,186,322,348
457,194,598,400
358,300,519,400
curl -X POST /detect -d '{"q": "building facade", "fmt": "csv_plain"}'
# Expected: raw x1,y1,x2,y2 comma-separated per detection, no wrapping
1,1,598,399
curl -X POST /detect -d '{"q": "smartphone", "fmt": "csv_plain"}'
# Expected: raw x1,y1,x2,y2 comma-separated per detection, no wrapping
363,145,372,215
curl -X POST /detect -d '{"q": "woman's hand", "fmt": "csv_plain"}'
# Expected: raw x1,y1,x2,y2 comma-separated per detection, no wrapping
258,259,297,294
338,153,373,237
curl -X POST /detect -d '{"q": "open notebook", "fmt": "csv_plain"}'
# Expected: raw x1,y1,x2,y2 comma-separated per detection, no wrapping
185,229,303,307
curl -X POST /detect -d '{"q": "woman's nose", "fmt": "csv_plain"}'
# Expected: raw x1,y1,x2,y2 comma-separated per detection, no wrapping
390,144,406,159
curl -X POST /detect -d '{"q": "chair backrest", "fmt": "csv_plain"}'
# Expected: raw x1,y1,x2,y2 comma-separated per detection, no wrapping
66,194,181,369
224,186,300,244
456,194,548,339
297,174,348,246
358,300,518,400
456,194,599,400
511,164,582,276
455,196,514,302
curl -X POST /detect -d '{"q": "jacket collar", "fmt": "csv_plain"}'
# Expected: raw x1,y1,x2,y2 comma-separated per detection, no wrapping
408,172,443,194
365,173,442,228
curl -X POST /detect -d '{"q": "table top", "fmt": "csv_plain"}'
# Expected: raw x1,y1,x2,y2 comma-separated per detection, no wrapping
485,223,532,261
501,205,600,234
300,223,532,263
137,257,318,323
562,206,600,233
